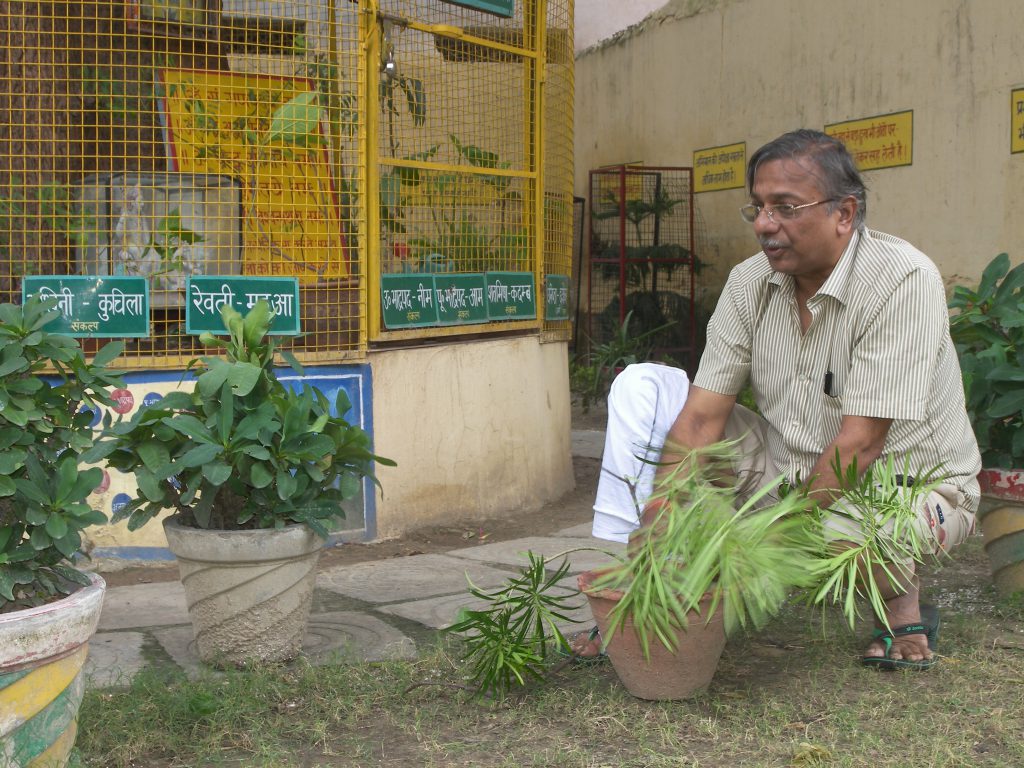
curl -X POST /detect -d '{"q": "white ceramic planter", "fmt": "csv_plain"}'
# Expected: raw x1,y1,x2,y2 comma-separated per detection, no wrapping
163,518,324,667
0,572,106,768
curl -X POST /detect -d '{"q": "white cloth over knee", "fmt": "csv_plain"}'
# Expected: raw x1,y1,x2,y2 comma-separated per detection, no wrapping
591,363,780,543
591,364,690,543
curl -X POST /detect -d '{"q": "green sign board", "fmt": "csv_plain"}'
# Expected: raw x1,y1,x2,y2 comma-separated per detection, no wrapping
486,272,536,320
545,274,570,320
381,274,440,329
435,273,488,326
22,276,149,337
441,0,513,17
186,277,300,335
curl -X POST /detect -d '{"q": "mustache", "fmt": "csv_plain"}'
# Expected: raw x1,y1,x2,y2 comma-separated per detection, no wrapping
759,238,786,250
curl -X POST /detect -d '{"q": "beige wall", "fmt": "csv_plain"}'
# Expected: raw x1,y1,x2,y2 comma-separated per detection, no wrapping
371,337,574,537
575,0,1024,298
85,338,574,551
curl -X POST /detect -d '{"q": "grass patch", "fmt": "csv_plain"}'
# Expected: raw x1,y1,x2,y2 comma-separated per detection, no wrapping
76,537,1024,767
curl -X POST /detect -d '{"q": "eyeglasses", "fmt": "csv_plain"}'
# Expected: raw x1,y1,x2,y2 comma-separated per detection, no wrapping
738,199,834,224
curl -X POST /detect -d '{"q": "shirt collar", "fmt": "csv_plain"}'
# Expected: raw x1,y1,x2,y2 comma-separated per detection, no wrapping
766,229,862,304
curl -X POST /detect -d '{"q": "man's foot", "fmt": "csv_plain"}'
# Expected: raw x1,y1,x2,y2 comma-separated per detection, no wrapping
862,588,932,663
861,589,939,671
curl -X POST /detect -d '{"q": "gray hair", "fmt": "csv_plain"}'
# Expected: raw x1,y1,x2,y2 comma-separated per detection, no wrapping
746,129,867,229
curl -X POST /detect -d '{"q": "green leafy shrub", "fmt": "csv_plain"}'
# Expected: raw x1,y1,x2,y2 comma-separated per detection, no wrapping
0,298,123,611
948,252,1024,467
85,301,393,535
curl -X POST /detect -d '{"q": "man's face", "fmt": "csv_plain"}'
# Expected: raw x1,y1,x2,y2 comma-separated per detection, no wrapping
749,157,854,283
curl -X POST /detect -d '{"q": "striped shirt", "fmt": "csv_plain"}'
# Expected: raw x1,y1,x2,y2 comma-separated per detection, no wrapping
693,229,982,511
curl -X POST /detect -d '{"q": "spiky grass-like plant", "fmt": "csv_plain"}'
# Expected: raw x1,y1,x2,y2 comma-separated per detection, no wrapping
444,552,581,698
808,453,943,629
592,441,823,659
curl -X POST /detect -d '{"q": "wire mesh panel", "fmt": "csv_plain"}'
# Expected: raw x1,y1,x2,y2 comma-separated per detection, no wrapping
588,165,698,370
1,0,364,365
373,0,573,336
541,0,573,339
375,2,531,279
0,0,572,362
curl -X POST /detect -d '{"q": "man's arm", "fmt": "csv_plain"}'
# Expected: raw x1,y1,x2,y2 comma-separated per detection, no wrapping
653,385,737,487
804,414,893,507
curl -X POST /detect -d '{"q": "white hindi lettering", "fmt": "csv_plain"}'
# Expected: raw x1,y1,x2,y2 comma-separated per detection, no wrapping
487,281,509,303
508,284,532,303
245,292,272,309
416,283,433,307
39,286,74,318
383,289,413,311
191,284,236,315
271,293,293,317
96,288,145,321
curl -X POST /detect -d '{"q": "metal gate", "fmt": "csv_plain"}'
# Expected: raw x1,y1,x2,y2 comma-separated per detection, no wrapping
0,0,573,367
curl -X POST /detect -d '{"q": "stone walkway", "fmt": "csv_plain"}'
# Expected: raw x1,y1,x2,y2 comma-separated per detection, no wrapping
85,430,615,687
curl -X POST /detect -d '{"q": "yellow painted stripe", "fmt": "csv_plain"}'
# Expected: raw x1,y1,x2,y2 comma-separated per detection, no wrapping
980,506,1024,542
994,562,1024,596
26,718,77,768
0,646,87,736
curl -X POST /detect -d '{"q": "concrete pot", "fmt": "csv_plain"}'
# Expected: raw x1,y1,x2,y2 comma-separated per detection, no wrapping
0,572,106,768
978,468,1024,597
578,569,726,701
163,518,325,667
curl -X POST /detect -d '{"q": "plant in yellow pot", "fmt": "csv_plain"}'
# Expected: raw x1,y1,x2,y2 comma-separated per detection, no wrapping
0,297,124,766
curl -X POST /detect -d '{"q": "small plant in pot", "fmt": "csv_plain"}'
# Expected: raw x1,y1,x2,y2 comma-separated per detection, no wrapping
580,442,822,700
579,444,942,700
948,252,1024,595
0,297,124,766
85,301,393,667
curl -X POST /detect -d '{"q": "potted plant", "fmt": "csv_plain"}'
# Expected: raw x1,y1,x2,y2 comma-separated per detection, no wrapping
85,300,393,667
0,297,123,766
437,443,939,701
948,252,1024,595
577,444,941,700
577,443,820,699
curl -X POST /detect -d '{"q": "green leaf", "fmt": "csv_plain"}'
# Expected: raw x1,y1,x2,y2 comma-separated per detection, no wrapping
218,381,234,444
276,470,297,500
176,442,222,470
137,441,172,472
45,514,68,540
203,462,232,486
90,340,124,368
225,362,262,397
250,463,273,488
137,472,167,502
263,91,321,146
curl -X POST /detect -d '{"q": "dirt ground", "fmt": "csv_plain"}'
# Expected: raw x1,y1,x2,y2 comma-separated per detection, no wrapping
95,455,603,589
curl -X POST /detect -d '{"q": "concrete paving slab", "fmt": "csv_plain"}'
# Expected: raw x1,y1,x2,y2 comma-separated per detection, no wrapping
316,554,515,604
305,611,417,664
99,581,190,630
379,575,593,633
153,611,416,678
85,631,147,688
554,522,595,538
571,429,605,459
445,536,625,573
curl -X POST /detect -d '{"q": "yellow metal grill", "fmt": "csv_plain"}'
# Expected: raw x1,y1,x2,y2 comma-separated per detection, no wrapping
1,0,573,365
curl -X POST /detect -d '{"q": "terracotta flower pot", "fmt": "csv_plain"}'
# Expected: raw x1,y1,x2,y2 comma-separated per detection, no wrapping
978,467,1024,597
163,518,325,667
0,572,106,767
578,569,726,700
